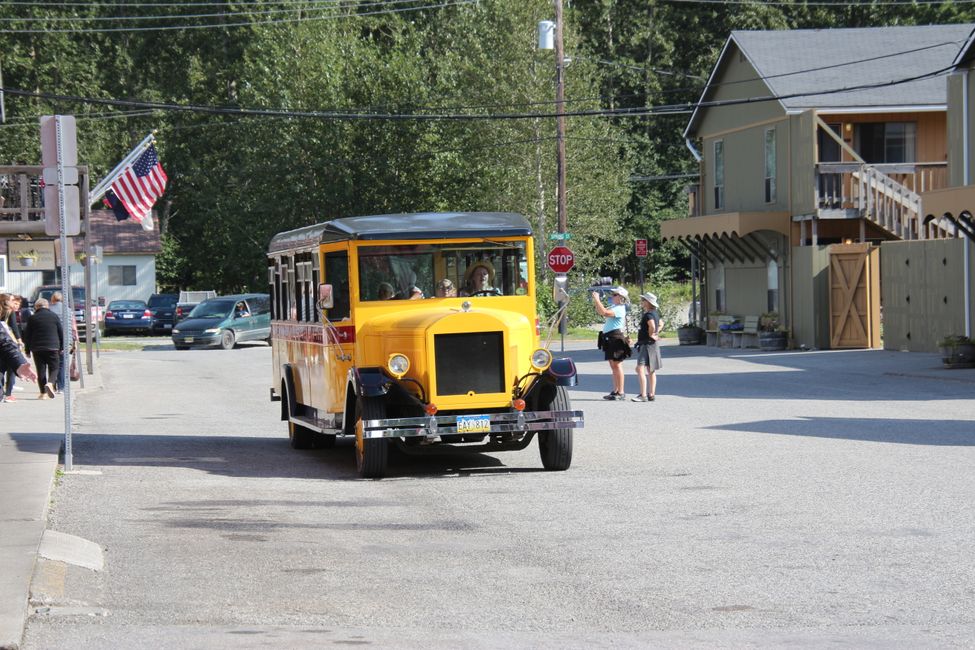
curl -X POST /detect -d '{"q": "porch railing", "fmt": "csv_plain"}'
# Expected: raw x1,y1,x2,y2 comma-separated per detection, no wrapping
815,162,949,239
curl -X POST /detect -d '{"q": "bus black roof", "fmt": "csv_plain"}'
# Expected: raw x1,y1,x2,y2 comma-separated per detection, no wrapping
268,212,532,253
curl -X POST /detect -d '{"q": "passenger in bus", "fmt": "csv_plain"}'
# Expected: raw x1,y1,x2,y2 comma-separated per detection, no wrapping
435,279,457,297
408,286,424,300
461,262,501,296
377,282,396,300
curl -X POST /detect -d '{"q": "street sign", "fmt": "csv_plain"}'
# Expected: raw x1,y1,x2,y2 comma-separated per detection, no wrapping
40,115,77,166
43,185,81,236
549,232,572,240
635,239,648,257
547,245,575,273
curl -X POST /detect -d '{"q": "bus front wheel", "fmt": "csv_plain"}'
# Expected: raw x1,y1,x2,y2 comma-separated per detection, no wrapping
356,397,389,478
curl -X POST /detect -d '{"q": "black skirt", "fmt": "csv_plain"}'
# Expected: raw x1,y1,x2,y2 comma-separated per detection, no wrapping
599,329,630,361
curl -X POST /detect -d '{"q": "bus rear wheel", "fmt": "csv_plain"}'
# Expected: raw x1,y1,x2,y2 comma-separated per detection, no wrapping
356,397,389,478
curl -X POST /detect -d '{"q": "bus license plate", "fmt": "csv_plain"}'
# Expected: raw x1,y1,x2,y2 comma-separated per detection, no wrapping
457,415,490,433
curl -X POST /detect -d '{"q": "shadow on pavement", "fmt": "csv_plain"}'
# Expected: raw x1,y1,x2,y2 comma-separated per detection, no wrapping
705,415,975,446
565,345,975,401
38,432,545,480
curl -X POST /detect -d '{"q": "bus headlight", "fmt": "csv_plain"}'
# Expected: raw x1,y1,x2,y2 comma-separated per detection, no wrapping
530,348,552,371
387,353,410,378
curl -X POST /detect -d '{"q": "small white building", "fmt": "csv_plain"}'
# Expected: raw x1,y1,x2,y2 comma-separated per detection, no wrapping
0,209,162,304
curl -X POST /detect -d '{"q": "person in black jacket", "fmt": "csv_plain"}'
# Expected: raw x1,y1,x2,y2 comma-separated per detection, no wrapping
0,317,37,387
22,298,61,399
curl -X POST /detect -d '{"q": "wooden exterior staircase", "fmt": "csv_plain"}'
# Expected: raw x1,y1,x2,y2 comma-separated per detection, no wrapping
813,117,955,240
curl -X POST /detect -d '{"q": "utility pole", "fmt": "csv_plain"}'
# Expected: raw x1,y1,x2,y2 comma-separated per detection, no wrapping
554,0,567,234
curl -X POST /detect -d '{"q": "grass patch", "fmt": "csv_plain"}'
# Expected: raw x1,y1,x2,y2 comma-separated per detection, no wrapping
95,341,156,351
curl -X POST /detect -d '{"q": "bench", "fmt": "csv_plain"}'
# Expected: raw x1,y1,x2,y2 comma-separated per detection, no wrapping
732,315,760,348
706,315,734,346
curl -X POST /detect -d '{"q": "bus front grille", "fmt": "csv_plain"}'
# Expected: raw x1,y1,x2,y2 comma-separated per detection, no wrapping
434,332,504,396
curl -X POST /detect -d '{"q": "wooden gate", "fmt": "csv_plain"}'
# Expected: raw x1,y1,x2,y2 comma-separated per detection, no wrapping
829,243,881,349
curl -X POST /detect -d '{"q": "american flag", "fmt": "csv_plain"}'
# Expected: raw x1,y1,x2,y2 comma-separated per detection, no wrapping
109,144,168,231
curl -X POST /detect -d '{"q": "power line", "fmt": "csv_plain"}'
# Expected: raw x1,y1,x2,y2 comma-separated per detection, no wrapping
0,0,435,23
0,0,476,33
0,62,955,121
660,0,975,5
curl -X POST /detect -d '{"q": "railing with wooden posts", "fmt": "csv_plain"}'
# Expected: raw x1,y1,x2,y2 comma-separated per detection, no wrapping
815,162,949,239
0,166,45,223
0,165,90,236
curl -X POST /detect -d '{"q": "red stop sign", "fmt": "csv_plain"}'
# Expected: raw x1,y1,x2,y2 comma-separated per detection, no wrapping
548,246,575,273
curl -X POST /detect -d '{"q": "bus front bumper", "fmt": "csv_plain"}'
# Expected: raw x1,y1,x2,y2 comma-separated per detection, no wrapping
361,410,584,439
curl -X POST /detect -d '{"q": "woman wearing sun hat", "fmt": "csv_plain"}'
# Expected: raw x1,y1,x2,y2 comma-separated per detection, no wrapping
592,286,630,400
632,292,662,401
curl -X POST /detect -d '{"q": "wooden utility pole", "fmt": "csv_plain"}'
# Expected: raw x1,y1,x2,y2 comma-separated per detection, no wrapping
554,0,567,234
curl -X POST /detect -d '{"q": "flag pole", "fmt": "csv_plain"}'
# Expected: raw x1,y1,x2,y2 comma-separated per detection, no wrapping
89,132,156,205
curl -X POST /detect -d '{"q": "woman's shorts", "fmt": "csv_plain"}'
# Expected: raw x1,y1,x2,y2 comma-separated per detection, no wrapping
635,342,662,370
602,333,630,361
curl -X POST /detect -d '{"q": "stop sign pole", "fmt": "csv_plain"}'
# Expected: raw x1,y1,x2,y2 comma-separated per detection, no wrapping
547,246,574,352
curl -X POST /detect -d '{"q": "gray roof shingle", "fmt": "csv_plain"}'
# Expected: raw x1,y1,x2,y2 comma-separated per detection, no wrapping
735,24,975,111
686,24,975,137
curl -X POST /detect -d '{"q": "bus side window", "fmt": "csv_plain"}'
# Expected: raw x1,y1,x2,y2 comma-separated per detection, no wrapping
324,251,350,321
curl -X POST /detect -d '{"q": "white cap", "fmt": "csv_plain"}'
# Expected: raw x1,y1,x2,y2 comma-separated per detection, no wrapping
611,287,629,299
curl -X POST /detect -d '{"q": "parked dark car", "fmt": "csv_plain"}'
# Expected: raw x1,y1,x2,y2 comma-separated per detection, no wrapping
148,293,178,334
175,290,217,323
103,300,153,336
171,294,271,350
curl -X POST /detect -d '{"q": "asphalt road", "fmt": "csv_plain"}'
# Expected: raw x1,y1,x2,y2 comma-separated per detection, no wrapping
23,340,975,648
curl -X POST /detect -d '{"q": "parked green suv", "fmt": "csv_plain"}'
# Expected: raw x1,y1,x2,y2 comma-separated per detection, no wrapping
171,294,271,350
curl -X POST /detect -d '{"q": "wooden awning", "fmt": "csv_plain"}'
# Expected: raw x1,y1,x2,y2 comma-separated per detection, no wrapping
661,212,790,264
661,211,791,241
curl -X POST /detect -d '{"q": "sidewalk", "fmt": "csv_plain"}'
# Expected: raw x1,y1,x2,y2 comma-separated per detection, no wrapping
0,380,80,650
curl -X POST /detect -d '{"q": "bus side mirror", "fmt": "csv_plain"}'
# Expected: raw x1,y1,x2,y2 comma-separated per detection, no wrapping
318,283,334,310
553,275,569,303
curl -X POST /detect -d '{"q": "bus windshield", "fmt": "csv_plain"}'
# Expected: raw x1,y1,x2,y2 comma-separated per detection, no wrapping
358,241,529,301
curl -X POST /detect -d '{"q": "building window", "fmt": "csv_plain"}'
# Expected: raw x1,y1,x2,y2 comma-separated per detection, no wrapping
108,265,137,286
764,128,776,203
817,123,843,163
713,261,726,313
767,258,779,313
855,122,916,164
713,140,724,210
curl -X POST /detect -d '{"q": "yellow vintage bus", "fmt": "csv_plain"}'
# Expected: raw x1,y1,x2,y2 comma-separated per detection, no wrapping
267,212,583,478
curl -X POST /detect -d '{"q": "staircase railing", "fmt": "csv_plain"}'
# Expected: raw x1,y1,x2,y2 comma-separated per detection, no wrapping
815,162,951,239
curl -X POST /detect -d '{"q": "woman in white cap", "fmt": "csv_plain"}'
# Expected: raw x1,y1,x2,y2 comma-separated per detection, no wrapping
592,286,630,400
632,292,662,401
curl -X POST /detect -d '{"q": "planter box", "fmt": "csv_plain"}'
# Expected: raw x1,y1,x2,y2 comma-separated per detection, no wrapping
759,331,788,351
677,327,703,345
939,343,975,368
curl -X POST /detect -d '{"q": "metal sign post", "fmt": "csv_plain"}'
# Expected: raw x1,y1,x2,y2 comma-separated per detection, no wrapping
42,115,78,471
635,239,648,297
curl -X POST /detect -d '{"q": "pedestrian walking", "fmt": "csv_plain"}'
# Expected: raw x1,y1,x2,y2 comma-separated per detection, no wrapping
592,286,631,400
22,298,61,399
0,314,37,387
0,293,24,401
48,291,78,392
632,292,663,402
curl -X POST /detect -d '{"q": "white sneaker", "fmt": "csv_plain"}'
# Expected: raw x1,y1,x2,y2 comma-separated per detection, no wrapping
44,383,56,399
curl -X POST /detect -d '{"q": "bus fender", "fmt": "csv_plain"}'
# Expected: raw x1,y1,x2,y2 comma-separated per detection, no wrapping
280,363,299,421
352,367,392,398
545,358,578,387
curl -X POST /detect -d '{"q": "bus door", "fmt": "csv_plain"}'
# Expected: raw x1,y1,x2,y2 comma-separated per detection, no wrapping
320,244,354,414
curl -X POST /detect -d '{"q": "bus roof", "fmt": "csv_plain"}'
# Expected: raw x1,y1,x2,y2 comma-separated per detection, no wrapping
268,212,532,253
